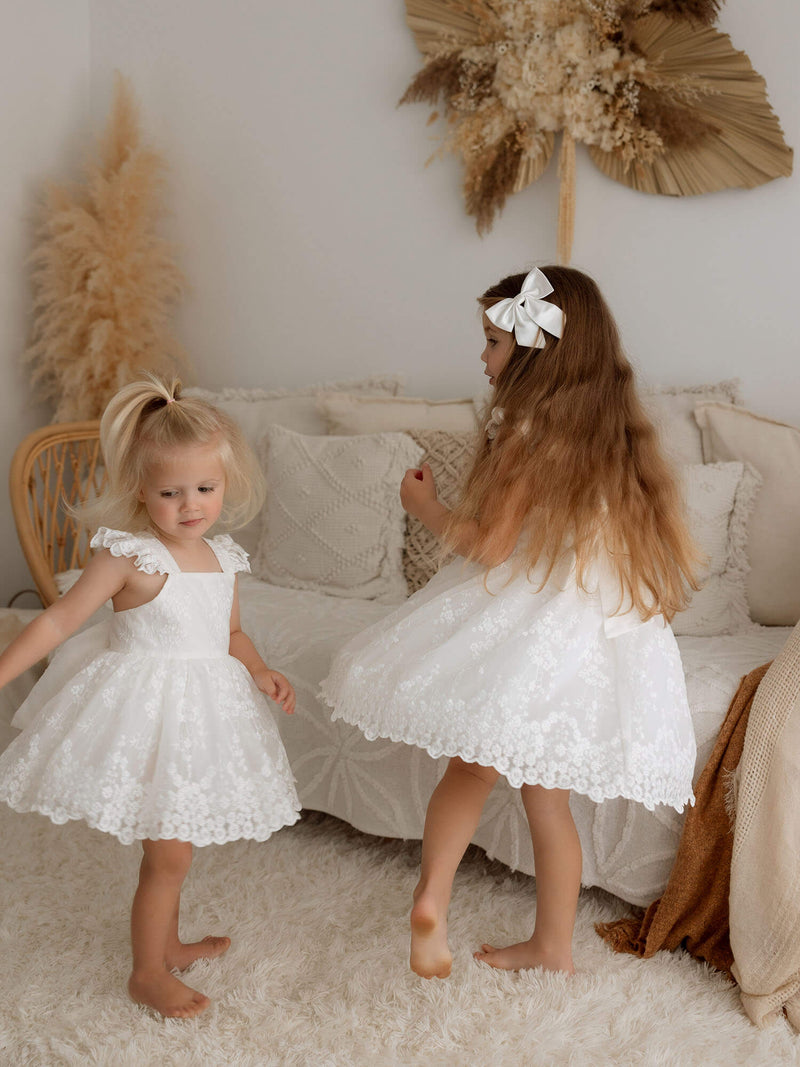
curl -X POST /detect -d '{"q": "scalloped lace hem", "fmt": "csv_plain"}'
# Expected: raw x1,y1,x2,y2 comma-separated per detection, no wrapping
0,796,302,846
320,683,694,815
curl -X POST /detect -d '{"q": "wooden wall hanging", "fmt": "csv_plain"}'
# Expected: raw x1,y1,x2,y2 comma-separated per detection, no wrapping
400,1,793,262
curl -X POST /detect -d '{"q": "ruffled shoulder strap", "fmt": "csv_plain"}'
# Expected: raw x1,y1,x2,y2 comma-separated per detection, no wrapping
206,534,251,575
90,527,176,575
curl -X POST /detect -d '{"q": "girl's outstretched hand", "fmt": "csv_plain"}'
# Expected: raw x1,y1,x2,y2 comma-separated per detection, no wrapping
400,463,438,520
253,669,296,714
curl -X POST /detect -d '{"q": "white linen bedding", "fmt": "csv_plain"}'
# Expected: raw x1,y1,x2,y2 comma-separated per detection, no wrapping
239,574,791,907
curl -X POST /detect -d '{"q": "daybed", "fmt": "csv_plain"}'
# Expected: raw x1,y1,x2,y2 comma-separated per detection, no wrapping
6,375,798,909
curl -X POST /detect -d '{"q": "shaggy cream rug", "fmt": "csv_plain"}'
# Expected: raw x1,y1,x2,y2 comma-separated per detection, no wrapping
1,805,798,1067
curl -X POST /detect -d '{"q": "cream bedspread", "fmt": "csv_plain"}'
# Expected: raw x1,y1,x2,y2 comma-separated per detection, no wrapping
730,618,800,1028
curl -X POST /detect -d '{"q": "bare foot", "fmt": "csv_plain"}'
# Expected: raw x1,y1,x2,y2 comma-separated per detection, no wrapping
166,935,231,972
410,891,452,979
128,968,210,1018
473,940,575,975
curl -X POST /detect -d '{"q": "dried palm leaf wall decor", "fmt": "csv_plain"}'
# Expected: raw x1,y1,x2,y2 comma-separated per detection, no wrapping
24,73,187,421
400,0,793,262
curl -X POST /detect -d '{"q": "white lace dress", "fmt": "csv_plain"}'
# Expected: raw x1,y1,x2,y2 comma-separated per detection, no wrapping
0,528,301,845
320,547,696,812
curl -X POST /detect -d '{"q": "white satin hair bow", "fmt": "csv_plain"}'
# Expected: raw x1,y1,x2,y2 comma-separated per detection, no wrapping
485,267,565,349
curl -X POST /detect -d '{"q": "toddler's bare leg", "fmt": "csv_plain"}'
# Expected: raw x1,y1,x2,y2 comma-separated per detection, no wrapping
128,839,210,1018
475,784,580,974
165,895,231,972
411,756,499,978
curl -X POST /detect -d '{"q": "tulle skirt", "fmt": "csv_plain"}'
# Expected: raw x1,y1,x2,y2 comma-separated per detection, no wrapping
0,622,301,845
321,555,696,812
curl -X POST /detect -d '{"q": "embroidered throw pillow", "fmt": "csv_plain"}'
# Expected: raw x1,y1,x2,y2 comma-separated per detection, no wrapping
671,461,761,637
402,430,475,595
253,426,423,602
694,403,800,626
318,394,477,436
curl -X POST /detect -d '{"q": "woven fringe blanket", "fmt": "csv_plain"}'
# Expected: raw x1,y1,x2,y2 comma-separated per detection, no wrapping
595,661,770,978
598,620,800,1030
730,620,800,1029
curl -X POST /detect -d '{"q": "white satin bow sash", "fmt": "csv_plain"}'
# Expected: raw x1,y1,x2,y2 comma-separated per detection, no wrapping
485,267,565,349
586,554,663,639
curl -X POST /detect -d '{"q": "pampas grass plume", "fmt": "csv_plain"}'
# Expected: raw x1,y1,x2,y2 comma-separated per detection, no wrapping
24,72,187,421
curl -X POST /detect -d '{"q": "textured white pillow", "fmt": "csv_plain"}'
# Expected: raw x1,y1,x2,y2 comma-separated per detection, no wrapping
640,380,742,467
254,426,423,603
671,461,761,637
319,394,477,435
184,376,403,555
695,402,800,626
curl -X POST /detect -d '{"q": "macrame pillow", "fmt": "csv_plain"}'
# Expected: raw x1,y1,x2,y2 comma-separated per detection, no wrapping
671,461,761,637
254,425,423,603
402,430,475,595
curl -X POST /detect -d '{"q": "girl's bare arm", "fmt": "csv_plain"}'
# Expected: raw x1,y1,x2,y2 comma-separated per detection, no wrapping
401,464,524,566
0,551,130,690
228,577,295,713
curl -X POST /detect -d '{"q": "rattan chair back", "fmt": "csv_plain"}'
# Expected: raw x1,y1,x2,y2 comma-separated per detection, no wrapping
10,421,104,606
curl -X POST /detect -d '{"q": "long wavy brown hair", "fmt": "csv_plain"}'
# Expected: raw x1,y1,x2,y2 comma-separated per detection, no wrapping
444,266,701,621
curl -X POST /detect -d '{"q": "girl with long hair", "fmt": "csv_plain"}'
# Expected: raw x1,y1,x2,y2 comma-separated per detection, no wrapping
322,266,700,980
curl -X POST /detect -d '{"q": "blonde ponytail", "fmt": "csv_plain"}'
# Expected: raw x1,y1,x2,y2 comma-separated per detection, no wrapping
78,372,264,534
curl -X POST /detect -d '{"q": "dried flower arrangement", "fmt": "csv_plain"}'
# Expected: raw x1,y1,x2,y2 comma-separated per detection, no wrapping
400,0,793,259
24,74,187,421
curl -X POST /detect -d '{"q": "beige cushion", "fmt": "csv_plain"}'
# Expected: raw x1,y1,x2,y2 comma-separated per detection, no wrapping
184,376,402,555
640,379,742,467
672,461,761,637
253,425,423,603
185,376,403,444
694,403,800,626
402,430,475,594
318,393,477,435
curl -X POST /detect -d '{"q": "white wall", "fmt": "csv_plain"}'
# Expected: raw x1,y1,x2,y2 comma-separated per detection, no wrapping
0,1,90,608
1,0,798,601
86,0,799,412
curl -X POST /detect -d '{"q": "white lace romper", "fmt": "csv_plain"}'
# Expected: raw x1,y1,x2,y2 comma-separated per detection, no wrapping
321,545,696,812
0,527,301,845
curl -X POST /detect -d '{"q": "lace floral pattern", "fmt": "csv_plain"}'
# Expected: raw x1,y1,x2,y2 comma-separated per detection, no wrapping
0,529,300,845
321,551,697,812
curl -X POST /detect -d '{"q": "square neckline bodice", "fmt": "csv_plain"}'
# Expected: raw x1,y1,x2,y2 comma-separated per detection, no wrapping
144,529,226,576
